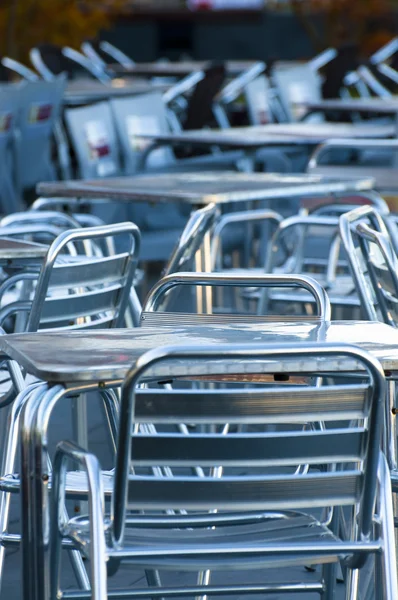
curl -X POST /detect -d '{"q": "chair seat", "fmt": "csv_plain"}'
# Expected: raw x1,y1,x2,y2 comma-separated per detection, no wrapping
66,510,351,571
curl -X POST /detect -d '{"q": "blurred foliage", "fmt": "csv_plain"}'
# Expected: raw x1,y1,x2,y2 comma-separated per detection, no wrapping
0,0,126,61
270,0,398,56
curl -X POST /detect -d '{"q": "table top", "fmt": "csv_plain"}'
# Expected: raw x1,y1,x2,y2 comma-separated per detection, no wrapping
108,60,256,78
64,79,167,106
302,98,398,115
139,122,396,151
36,172,374,205
1,321,397,383
0,237,48,266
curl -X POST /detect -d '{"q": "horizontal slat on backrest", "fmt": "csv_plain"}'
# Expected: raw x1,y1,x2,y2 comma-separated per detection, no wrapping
140,312,321,327
135,385,369,423
40,285,122,323
131,429,365,467
50,254,129,288
127,471,362,511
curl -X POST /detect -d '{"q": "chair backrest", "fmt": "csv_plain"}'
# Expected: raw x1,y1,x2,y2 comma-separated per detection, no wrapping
62,47,111,83
65,101,122,179
1,57,39,82
30,44,73,80
112,342,384,544
15,77,66,192
110,91,175,174
307,140,398,196
30,43,104,81
82,40,135,69
164,204,220,276
0,222,140,331
272,63,323,122
339,205,398,325
141,272,331,326
244,74,274,125
0,82,23,213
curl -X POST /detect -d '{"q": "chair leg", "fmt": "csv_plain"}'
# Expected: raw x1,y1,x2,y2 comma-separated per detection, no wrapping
377,455,398,600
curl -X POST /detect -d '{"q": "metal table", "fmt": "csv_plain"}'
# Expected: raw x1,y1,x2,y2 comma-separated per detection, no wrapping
0,237,48,269
108,60,257,79
64,79,168,106
2,319,397,600
37,171,375,206
302,98,398,118
137,123,395,169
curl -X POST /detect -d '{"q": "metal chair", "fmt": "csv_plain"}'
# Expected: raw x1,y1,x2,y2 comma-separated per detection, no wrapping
339,205,398,324
0,57,39,82
0,222,140,331
50,342,396,600
65,100,122,179
271,63,323,123
14,77,67,196
30,43,109,82
307,138,398,197
0,82,22,214
81,40,135,69
0,222,141,591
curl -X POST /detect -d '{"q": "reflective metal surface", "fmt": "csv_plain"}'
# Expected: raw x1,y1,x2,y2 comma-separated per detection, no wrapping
37,172,375,205
108,60,257,78
64,79,168,106
0,237,48,266
1,320,398,382
137,122,395,151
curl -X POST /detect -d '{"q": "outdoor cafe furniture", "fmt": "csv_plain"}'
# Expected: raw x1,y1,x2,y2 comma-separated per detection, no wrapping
50,343,396,600
1,320,398,599
136,122,396,170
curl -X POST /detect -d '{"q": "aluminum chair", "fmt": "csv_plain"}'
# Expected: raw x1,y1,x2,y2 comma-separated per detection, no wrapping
65,100,122,179
30,44,110,82
50,342,396,600
81,40,135,70
339,205,398,500
370,37,398,66
0,82,22,214
339,205,397,324
0,57,39,82
271,63,323,123
110,91,244,174
14,77,67,197
0,222,141,590
307,139,398,196
0,222,140,331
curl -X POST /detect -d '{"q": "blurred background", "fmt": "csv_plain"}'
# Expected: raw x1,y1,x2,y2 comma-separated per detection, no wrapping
1,0,397,65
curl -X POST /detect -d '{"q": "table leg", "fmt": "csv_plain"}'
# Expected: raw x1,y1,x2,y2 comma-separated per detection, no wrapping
20,384,66,600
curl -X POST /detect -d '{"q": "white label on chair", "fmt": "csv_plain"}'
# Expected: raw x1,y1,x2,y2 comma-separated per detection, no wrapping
84,120,117,176
126,115,168,168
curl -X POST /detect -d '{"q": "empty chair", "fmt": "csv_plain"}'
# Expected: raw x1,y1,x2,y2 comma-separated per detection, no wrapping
271,63,323,122
15,77,67,197
339,204,398,324
50,343,396,600
0,222,140,331
30,43,108,82
0,83,22,214
307,138,398,196
0,57,38,82
65,101,121,179
82,40,135,69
